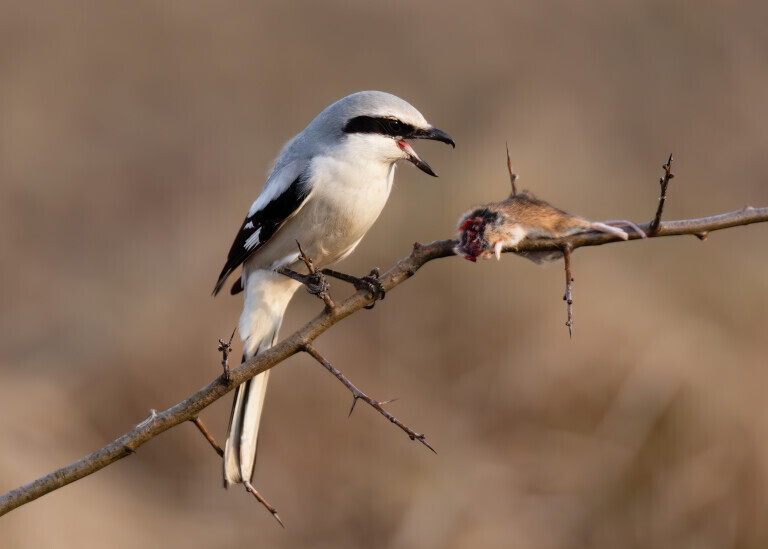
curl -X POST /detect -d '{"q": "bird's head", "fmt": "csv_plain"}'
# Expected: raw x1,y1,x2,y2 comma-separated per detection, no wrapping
311,91,455,176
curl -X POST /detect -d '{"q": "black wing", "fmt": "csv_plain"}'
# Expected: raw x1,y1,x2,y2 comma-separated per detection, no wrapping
212,175,311,296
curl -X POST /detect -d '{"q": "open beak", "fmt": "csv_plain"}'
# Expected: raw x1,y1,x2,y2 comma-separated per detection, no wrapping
398,126,455,177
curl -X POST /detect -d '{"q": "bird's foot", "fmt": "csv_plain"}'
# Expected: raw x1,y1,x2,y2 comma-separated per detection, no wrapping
280,268,332,303
278,242,335,308
321,267,386,309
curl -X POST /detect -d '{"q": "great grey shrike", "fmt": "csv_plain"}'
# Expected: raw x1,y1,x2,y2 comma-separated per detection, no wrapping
213,91,454,487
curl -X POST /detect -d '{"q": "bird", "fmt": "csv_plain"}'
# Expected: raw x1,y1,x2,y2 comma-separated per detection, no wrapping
213,91,454,487
457,190,645,263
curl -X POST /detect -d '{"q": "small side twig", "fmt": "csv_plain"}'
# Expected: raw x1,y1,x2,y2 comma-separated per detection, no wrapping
190,417,282,525
218,328,236,382
649,154,674,235
506,142,518,196
562,245,574,338
190,417,224,457
244,480,284,528
302,343,435,453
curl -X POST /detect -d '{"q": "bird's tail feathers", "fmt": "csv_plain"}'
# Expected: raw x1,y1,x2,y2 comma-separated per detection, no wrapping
223,270,299,487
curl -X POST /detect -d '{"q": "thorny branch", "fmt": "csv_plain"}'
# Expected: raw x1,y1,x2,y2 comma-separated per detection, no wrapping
302,343,435,453
2,197,768,518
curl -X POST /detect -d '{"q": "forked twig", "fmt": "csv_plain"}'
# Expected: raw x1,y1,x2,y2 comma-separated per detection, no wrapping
562,245,574,338
649,154,674,235
302,343,435,453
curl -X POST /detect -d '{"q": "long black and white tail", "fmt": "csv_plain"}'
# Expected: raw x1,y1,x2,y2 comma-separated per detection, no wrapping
223,270,300,487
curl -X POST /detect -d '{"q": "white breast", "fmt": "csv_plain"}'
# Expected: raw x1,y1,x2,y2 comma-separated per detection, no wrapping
246,141,397,271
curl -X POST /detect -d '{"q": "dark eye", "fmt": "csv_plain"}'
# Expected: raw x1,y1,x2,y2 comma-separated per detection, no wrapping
387,119,404,134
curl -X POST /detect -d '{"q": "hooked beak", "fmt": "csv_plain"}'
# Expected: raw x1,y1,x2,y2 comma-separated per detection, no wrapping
398,126,455,177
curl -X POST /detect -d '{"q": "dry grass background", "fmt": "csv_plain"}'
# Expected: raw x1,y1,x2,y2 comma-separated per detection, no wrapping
2,1,768,547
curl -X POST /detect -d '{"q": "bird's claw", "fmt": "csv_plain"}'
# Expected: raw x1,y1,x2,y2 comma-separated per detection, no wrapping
303,271,330,298
354,268,386,309
278,266,334,307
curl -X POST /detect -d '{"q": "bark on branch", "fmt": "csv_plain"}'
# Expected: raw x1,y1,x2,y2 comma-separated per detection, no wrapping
1,205,767,516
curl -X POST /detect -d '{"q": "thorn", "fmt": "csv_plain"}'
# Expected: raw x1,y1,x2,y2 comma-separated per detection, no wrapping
348,395,360,417
272,512,285,529
417,436,437,454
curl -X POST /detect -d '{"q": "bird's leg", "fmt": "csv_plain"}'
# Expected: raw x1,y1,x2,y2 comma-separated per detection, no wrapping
279,267,332,302
302,343,435,453
278,242,334,309
321,267,385,310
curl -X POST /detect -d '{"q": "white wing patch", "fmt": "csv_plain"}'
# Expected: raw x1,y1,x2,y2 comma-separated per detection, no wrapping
243,221,254,230
244,227,262,249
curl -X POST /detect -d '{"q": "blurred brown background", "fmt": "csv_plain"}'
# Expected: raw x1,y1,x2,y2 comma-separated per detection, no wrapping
2,1,768,547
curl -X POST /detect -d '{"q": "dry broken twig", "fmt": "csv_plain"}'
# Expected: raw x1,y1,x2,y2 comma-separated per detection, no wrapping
2,200,767,517
649,154,674,235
